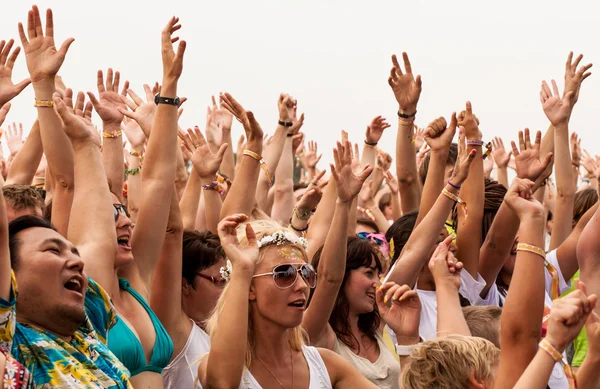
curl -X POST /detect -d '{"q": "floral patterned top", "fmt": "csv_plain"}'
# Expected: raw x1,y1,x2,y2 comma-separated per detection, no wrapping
0,272,133,388
2,348,34,388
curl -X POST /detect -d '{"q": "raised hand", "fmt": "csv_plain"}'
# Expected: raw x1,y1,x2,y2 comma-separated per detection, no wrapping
0,40,31,106
384,171,399,194
330,140,373,203
491,137,511,169
448,129,477,186
217,214,259,272
296,186,324,216
376,152,392,172
570,132,581,168
119,85,157,136
220,93,263,150
122,117,146,151
278,93,296,123
582,149,596,177
292,132,304,152
546,281,596,353
52,89,98,146
179,126,228,179
388,52,422,115
0,103,10,127
205,106,223,147
424,114,457,152
457,101,481,140
5,122,23,155
211,95,233,132
365,115,391,144
161,17,186,84
18,6,74,83
413,126,425,151
88,68,128,126
510,128,553,181
428,236,462,290
504,178,544,219
541,80,573,126
376,283,421,342
416,142,430,168
564,52,592,106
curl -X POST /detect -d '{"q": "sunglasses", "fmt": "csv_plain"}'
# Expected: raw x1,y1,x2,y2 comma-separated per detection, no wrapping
253,263,317,289
196,273,227,288
113,204,130,221
357,232,386,245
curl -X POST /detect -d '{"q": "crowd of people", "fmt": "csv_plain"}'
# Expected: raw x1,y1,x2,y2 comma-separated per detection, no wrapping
0,4,598,389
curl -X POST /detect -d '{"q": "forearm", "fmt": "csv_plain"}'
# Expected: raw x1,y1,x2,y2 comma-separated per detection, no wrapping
220,130,235,179
101,122,125,202
6,120,43,185
347,197,358,237
576,350,600,389
255,128,286,211
550,123,575,250
33,80,74,187
512,349,556,389
479,202,520,296
125,153,142,223
368,168,385,205
195,192,208,231
496,167,509,189
364,200,391,233
175,146,188,201
271,137,294,224
0,172,9,300
306,179,338,260
387,184,458,287
435,283,471,337
391,191,402,221
416,150,448,226
361,144,377,179
457,144,484,277
179,172,201,230
205,269,253,389
200,177,223,234
396,120,420,212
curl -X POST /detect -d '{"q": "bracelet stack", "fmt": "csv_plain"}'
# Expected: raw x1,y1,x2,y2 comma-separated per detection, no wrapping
125,166,142,176
539,338,576,386
397,110,416,126
202,181,224,195
466,139,483,146
243,150,272,186
103,130,122,138
293,206,313,220
442,188,468,219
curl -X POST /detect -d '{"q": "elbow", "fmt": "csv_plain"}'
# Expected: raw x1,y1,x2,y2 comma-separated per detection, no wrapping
54,175,74,191
318,268,345,286
397,172,416,187
501,325,540,346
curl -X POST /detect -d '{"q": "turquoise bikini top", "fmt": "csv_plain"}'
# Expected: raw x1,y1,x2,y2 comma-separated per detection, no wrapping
108,278,174,376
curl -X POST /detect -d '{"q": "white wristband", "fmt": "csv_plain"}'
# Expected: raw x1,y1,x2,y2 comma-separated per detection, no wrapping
395,343,415,356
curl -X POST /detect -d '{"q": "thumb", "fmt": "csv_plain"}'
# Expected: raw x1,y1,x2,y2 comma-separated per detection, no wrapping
358,165,374,182
57,37,75,58
217,143,229,159
316,154,322,164
14,78,31,94
52,92,69,121
543,152,554,167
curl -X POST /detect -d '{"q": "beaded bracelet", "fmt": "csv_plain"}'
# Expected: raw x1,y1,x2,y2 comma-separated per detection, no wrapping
243,150,272,186
202,181,224,195
516,243,545,259
442,188,468,219
34,100,54,108
103,130,122,138
125,166,142,176
293,206,313,221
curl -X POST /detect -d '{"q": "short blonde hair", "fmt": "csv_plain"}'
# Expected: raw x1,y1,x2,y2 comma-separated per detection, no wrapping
205,219,307,368
463,306,502,348
401,335,499,389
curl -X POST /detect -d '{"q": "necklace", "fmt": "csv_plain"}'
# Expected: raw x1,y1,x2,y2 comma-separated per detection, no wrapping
255,345,294,389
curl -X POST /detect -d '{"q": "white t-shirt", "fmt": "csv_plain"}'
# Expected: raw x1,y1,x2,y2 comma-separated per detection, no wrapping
162,321,210,389
416,271,487,340
477,249,571,389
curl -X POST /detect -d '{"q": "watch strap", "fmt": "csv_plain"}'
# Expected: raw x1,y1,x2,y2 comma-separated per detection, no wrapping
395,343,415,356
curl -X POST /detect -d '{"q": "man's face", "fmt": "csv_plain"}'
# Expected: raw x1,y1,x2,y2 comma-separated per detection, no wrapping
6,205,42,223
14,227,88,337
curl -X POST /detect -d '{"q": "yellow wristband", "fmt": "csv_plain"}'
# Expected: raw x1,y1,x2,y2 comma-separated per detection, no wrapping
34,100,54,108
516,243,545,259
103,130,123,138
243,150,272,186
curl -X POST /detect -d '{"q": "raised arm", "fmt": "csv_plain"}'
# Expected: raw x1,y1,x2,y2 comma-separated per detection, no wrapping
415,115,456,225
55,91,117,291
89,69,128,202
302,140,371,348
199,214,258,389
578,309,600,389
385,136,476,287
455,102,484,278
362,116,390,180
491,137,511,188
19,6,75,235
180,127,227,234
384,171,402,221
123,18,185,292
389,53,422,213
219,94,264,219
210,96,235,179
495,180,547,389
430,237,471,337
6,120,42,185
270,132,296,225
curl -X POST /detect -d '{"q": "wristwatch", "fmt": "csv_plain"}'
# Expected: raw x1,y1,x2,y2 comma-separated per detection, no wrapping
154,94,180,106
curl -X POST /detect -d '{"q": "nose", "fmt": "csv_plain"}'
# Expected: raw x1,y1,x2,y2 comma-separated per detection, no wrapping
293,271,309,293
66,253,85,273
116,212,132,229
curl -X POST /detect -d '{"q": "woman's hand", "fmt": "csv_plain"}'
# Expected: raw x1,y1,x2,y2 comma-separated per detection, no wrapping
0,39,31,106
491,137,511,169
510,128,553,181
388,52,422,115
504,178,544,219
376,282,421,342
119,84,158,137
220,93,264,152
424,114,457,152
428,236,462,290
365,115,391,144
53,89,98,147
160,17,186,83
179,126,228,179
217,214,259,272
88,68,128,126
448,129,477,186
457,101,481,140
330,140,373,204
541,80,573,126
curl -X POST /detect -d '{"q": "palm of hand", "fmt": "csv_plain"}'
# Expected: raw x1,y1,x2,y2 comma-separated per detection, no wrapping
336,166,363,203
122,122,145,149
305,151,318,168
381,300,421,336
515,150,546,180
133,102,156,136
0,68,19,104
25,38,62,81
493,149,510,167
460,116,481,139
6,135,22,154
298,190,321,211
543,98,571,125
206,123,222,146
64,114,99,144
392,77,420,110
192,145,222,178
214,109,233,130
97,91,125,124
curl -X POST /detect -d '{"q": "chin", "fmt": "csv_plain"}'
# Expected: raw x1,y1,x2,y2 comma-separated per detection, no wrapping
115,251,134,267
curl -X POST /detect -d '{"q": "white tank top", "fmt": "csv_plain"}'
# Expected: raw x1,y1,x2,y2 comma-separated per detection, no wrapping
333,333,400,389
162,321,210,389
240,346,332,389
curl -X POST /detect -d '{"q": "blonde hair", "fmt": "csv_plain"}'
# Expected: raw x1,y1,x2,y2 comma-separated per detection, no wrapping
462,306,502,348
205,219,308,368
401,335,499,389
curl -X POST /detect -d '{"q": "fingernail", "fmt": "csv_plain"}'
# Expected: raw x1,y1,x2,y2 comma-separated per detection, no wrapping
384,298,388,303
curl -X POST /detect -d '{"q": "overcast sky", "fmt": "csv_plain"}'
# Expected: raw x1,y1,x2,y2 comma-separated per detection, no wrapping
0,0,598,165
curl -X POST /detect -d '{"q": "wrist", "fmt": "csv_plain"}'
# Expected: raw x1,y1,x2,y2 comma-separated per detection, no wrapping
72,138,101,152
394,335,420,345
398,105,417,116
103,122,121,134
543,336,568,355
199,175,218,184
245,140,263,155
336,198,354,207
32,79,56,100
159,81,177,98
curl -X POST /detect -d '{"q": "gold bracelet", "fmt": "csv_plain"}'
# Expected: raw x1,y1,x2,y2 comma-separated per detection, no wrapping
516,243,545,259
243,150,272,186
442,188,468,219
103,130,122,138
34,100,54,108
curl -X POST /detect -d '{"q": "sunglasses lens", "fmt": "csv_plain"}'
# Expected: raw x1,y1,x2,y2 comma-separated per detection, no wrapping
273,264,298,288
357,232,369,239
373,238,384,245
300,264,317,288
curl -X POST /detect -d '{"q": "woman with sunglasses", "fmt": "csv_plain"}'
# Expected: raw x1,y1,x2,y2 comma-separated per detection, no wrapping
198,214,380,389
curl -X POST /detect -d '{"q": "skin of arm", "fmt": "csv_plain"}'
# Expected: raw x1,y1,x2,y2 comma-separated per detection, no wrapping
306,178,337,260
270,136,294,225
124,152,142,223
195,191,208,231
123,18,185,293
179,172,201,230
577,207,600,316
6,120,42,185
0,168,9,300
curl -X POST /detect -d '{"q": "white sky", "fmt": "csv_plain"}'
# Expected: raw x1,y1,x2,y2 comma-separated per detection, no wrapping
0,0,599,165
